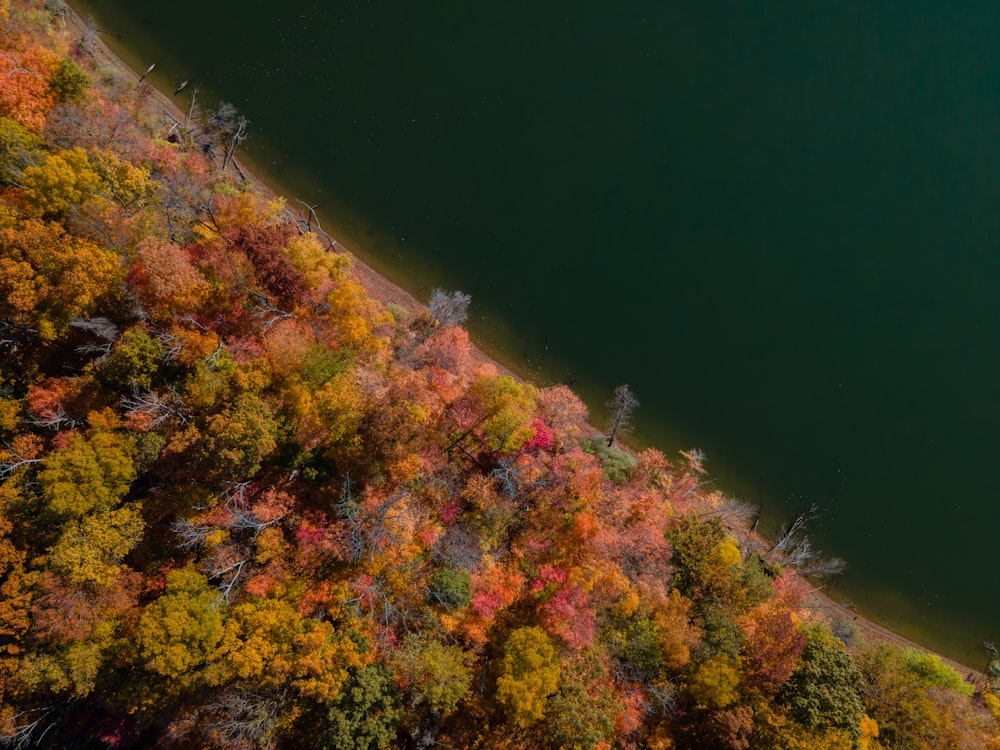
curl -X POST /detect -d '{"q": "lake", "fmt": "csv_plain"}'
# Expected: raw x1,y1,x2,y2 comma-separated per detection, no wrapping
70,0,1000,666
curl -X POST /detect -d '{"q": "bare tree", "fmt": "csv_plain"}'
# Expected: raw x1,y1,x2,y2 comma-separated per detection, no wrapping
203,545,249,602
335,477,407,563
490,459,523,500
0,443,42,480
207,102,249,173
0,320,37,352
203,689,282,750
23,404,81,432
69,316,119,357
170,517,214,550
248,292,296,330
121,387,191,428
606,383,639,447
428,288,471,328
0,706,57,750
767,504,846,578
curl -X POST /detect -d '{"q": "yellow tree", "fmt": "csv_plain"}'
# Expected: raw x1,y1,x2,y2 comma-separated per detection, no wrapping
137,566,226,680
467,374,539,453
39,429,136,518
46,503,145,586
21,147,102,218
496,626,562,729
0,219,122,339
209,595,364,704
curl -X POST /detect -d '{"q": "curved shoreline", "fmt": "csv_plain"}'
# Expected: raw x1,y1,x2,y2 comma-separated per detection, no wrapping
61,3,985,681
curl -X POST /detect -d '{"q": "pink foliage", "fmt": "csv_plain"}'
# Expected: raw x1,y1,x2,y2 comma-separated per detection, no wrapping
531,564,568,596
294,518,327,548
471,589,504,621
440,497,462,525
411,326,475,381
470,564,523,621
225,335,266,364
523,417,554,451
50,429,79,450
253,488,292,523
540,582,596,649
417,523,441,548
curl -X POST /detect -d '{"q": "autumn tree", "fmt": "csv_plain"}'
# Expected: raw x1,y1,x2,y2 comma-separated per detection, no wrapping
203,392,280,478
47,502,145,585
137,565,226,680
464,374,539,454
40,428,136,518
209,595,363,704
686,653,742,710
21,146,102,218
0,219,123,339
225,222,307,309
855,641,991,750
131,237,209,314
496,626,562,729
0,46,60,131
393,633,473,716
742,602,806,693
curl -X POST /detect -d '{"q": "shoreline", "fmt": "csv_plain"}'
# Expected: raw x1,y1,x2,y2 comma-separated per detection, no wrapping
60,4,985,681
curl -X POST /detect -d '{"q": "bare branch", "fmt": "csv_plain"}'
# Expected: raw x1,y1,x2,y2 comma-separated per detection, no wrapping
121,386,191,427
169,518,210,550
203,547,248,602
204,689,282,750
428,288,471,329
23,404,81,431
766,504,846,578
606,383,639,448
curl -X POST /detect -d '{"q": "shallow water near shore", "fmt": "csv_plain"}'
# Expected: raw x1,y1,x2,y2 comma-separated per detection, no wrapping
69,0,1000,667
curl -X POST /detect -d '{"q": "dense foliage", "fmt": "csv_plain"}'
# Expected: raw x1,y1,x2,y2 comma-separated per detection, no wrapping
0,2,997,748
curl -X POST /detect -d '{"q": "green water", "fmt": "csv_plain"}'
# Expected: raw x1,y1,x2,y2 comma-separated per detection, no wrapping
70,0,1000,666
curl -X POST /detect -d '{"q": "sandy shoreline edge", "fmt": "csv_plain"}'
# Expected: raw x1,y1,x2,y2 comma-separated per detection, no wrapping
59,3,986,681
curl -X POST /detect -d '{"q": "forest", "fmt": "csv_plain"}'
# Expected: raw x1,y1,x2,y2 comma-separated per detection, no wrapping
0,2,999,748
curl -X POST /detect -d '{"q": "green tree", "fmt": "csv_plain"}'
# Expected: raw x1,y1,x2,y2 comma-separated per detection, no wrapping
428,566,471,609
778,626,865,737
496,626,562,729
48,58,89,102
204,392,280,478
546,648,618,750
322,663,402,750
394,633,473,715
0,116,44,184
98,327,165,391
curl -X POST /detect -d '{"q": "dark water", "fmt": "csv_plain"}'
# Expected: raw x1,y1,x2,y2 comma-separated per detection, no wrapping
71,1,1000,665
